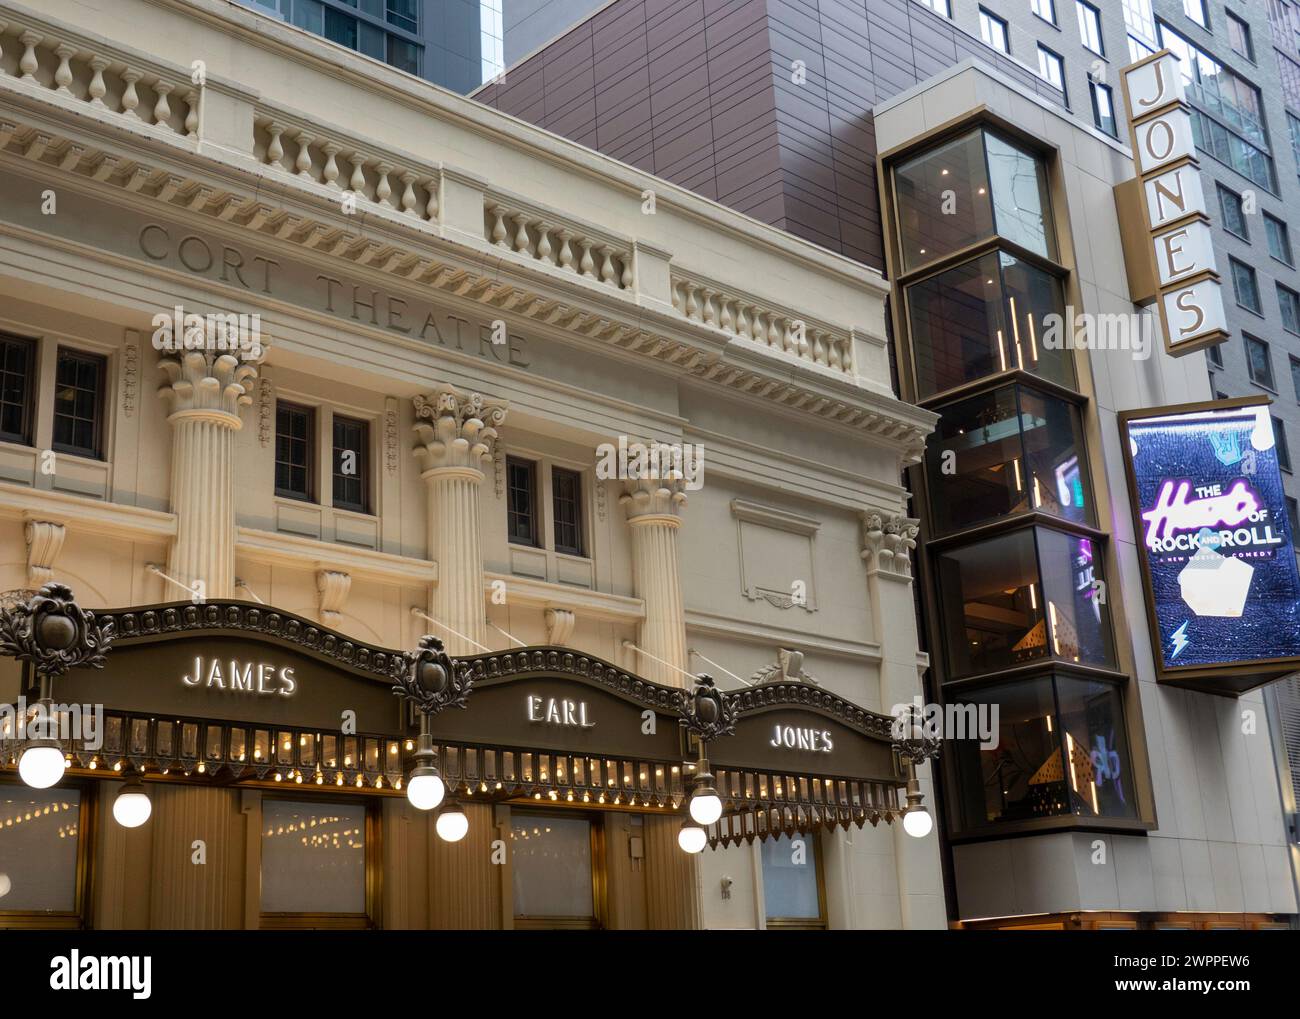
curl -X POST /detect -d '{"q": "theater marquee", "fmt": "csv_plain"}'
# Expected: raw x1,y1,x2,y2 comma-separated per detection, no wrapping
1116,50,1229,358
1119,397,1300,693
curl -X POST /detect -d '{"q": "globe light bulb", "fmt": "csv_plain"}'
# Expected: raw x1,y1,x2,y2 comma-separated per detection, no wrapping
435,804,469,842
903,808,933,838
113,781,152,828
18,744,64,789
688,790,722,826
678,823,707,854
407,770,445,811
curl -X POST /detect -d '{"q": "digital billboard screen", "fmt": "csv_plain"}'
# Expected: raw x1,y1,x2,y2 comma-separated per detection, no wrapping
1120,397,1300,682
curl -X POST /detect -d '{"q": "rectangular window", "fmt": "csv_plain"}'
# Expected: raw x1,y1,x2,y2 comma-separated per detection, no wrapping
1280,283,1300,334
1037,45,1066,94
551,467,585,556
761,832,826,928
0,333,35,445
925,383,1095,534
511,812,600,928
1077,1,1104,54
1218,184,1248,238
1289,497,1300,548
1123,0,1156,42
1245,333,1276,389
1267,213,1294,265
332,415,370,513
387,35,420,75
1276,416,1293,471
507,456,539,546
916,0,952,17
386,0,418,32
1227,10,1254,61
323,7,358,49
0,784,85,923
52,348,105,459
1032,0,1057,25
1090,81,1118,136
1291,356,1300,401
260,799,370,926
275,402,315,501
1183,0,1208,28
1231,257,1262,313
980,8,1010,53
1208,342,1223,368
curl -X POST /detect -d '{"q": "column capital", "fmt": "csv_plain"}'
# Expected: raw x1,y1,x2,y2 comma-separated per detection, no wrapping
158,349,261,421
412,384,507,471
620,476,688,522
860,510,919,578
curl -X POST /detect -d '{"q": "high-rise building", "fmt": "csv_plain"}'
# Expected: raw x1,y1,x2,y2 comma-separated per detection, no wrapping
479,0,1300,928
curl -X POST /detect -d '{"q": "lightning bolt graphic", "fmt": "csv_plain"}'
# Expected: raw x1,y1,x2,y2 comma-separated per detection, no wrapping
1170,620,1191,660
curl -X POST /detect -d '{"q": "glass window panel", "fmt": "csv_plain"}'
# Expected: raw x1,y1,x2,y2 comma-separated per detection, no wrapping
999,252,1073,389
551,466,584,555
507,456,539,546
1037,45,1065,92
1077,1,1104,54
1218,185,1248,238
53,349,103,458
1032,0,1057,24
985,133,1057,259
1280,285,1300,334
0,787,81,912
510,813,594,919
761,833,822,920
1246,334,1275,388
1019,387,1093,525
1227,11,1253,60
1038,528,1115,667
907,252,1007,398
261,799,366,914
275,402,315,501
1091,82,1118,136
1275,416,1292,470
0,334,33,444
387,35,420,75
894,130,995,271
926,386,1025,532
1232,259,1262,314
952,678,1062,825
332,415,369,513
980,8,1009,53
1055,676,1137,819
1266,214,1293,265
936,529,1047,678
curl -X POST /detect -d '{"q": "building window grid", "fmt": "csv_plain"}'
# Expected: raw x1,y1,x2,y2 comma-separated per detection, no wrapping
275,402,315,501
1183,0,1208,29
1231,257,1263,314
1037,45,1066,95
331,415,370,514
1290,355,1300,401
0,334,34,445
1218,183,1249,238
52,348,105,459
1077,1,1104,55
1123,0,1157,44
1245,333,1276,389
1032,0,1057,25
1208,342,1224,368
1091,80,1118,136
551,467,585,556
1281,283,1300,334
1226,10,1254,62
1289,496,1300,549
1267,213,1295,264
915,0,952,18
1277,416,1293,471
506,456,540,547
980,8,1010,53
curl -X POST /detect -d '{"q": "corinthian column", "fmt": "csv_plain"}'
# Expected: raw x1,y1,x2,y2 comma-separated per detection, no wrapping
413,385,507,654
620,477,688,686
158,350,260,599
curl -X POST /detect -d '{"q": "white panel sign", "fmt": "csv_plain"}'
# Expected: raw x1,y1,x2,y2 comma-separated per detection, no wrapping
1123,52,1186,114
1153,219,1218,287
1162,277,1228,349
1133,111,1196,175
1143,163,1207,230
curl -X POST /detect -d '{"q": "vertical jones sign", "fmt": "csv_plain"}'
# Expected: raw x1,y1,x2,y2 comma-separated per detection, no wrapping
1118,50,1228,357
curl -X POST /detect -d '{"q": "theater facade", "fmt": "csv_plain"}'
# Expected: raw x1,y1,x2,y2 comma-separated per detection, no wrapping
0,0,942,929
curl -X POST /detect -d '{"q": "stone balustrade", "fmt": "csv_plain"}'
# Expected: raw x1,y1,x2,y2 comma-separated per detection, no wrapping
486,201,633,292
253,116,438,222
670,274,855,375
0,18,197,138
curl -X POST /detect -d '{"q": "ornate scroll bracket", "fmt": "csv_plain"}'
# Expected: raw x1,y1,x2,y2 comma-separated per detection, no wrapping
860,511,919,579
24,520,67,589
544,607,576,646
316,570,351,626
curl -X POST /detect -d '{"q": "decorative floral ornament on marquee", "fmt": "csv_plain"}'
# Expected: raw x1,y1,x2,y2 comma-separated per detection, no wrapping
392,634,473,715
680,673,738,743
0,582,114,677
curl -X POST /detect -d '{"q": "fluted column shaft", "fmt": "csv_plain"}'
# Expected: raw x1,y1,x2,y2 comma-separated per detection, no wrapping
168,410,240,597
424,465,487,654
621,477,688,687
627,514,688,686
413,385,507,655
